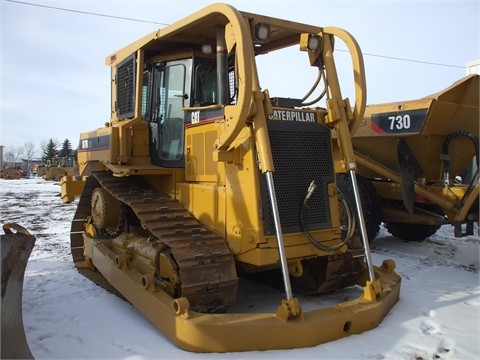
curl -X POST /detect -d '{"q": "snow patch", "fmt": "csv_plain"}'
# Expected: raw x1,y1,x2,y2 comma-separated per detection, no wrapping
1,178,478,359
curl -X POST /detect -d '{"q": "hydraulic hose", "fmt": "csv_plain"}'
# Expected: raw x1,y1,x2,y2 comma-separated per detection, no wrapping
441,130,479,203
442,130,479,178
300,181,352,252
442,130,480,203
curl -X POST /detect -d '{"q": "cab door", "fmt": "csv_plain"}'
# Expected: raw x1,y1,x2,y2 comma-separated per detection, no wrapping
150,59,192,167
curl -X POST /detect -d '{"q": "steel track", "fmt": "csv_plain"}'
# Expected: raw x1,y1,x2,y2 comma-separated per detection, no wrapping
70,171,237,312
70,171,365,312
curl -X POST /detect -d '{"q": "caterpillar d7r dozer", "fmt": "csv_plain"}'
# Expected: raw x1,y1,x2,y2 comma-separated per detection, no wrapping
60,3,400,352
352,74,479,241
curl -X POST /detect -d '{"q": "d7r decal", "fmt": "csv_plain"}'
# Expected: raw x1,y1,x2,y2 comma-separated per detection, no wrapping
371,108,428,134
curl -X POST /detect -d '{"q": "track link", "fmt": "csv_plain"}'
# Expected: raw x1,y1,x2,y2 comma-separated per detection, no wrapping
70,171,237,312
71,172,366,311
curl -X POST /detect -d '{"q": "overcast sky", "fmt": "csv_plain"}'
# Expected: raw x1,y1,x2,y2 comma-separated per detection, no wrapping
1,0,478,156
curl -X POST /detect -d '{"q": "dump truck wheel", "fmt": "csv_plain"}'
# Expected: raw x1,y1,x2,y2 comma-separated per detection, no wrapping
385,203,443,241
336,173,381,242
385,222,441,241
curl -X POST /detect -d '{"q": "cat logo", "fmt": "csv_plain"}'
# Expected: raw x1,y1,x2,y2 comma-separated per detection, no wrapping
269,110,316,122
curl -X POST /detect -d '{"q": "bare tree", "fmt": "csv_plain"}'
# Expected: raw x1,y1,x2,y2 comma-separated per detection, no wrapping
23,141,35,159
23,141,36,176
4,146,24,168
4,149,15,166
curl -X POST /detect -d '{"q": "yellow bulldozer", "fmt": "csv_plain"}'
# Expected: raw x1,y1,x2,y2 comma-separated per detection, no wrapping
352,74,479,241
36,156,77,181
60,3,400,352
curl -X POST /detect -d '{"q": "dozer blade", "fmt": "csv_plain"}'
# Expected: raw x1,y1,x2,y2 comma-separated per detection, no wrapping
87,233,401,352
1,223,36,360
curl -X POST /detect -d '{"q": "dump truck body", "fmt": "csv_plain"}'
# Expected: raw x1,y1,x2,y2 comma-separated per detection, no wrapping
353,74,479,240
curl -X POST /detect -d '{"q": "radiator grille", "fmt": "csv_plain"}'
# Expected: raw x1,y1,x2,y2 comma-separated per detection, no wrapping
116,54,136,120
260,120,334,235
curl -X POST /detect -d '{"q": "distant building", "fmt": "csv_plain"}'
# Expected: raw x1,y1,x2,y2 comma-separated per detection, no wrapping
21,158,44,176
466,59,480,75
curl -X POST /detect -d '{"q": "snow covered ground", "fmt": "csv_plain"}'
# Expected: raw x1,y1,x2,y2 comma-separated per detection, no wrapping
1,178,479,359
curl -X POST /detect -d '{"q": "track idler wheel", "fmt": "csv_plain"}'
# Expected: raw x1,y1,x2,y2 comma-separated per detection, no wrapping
91,187,121,229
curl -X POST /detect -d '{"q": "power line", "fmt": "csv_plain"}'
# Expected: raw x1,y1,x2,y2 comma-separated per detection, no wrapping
364,53,465,69
337,49,466,69
4,0,169,26
5,0,468,70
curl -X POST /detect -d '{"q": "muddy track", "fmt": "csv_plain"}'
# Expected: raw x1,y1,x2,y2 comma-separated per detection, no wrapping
70,171,237,312
70,171,365,311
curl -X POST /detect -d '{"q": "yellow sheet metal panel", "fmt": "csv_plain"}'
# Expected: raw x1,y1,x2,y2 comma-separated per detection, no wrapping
185,121,221,182
177,182,226,237
78,126,119,168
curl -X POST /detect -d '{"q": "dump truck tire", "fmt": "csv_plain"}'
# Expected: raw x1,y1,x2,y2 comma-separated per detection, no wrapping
385,222,440,241
336,173,381,242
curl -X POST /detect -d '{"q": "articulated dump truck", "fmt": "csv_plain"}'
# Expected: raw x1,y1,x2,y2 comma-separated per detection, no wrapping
60,3,400,352
353,74,479,241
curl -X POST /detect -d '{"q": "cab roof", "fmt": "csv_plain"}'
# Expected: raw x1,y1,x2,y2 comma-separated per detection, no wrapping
106,3,323,67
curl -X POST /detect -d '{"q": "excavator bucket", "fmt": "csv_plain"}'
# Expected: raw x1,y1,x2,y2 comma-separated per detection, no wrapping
1,223,35,359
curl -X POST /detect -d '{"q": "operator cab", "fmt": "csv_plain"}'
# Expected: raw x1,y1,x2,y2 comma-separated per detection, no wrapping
142,54,235,168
